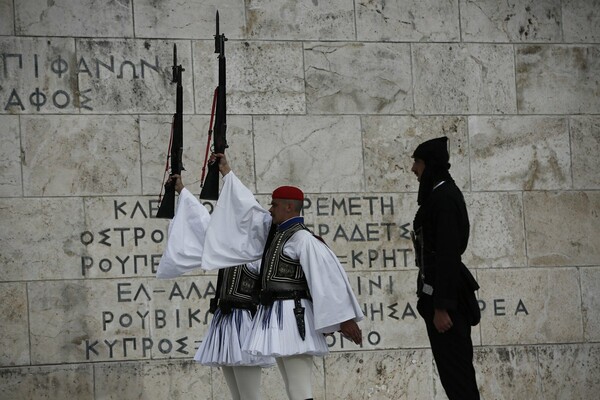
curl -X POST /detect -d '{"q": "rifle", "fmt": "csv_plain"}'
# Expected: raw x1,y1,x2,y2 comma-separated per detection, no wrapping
199,11,228,201
156,44,185,219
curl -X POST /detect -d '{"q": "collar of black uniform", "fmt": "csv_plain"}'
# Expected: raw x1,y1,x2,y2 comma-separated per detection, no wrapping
277,216,304,231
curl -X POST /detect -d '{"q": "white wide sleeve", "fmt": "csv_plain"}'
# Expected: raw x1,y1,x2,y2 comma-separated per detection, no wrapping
246,260,261,274
201,171,272,270
286,231,364,334
156,188,211,279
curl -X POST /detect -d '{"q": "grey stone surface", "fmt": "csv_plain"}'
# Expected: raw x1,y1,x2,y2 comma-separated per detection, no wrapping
361,116,469,192
0,197,86,281
0,283,29,366
94,360,211,399
538,344,600,399
193,40,305,115
571,116,600,189
355,0,460,42
464,192,527,269
469,116,571,191
461,0,562,43
524,191,600,267
324,350,436,399
478,268,583,345
474,346,542,399
413,43,517,114
516,45,600,113
580,267,600,342
140,115,254,197
14,0,133,37
245,0,355,40
21,115,141,196
0,0,13,35
0,364,93,400
134,0,246,40
304,42,412,114
253,116,363,193
0,115,21,197
563,0,600,43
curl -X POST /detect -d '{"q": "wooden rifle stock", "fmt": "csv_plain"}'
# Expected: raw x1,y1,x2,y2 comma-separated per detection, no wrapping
156,44,184,218
200,11,228,201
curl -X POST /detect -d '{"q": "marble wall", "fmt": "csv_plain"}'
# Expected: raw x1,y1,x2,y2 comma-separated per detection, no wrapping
1,0,599,399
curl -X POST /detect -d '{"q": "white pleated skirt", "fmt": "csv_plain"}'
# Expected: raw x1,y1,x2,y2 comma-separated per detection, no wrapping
194,308,275,367
242,299,330,357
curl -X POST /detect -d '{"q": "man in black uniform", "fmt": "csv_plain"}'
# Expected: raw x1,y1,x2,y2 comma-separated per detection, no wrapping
410,136,481,400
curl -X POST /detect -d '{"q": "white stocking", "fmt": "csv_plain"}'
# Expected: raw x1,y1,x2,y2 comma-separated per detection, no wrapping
276,355,313,400
221,366,262,400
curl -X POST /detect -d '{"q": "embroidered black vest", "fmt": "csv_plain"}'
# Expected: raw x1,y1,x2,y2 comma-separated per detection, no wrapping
259,222,310,304
210,264,260,314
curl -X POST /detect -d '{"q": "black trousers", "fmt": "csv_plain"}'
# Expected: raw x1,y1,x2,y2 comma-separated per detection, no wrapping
418,296,480,400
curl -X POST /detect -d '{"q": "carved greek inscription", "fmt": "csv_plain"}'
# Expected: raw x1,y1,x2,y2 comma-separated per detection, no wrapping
303,196,395,216
480,298,529,316
85,336,193,359
2,51,163,112
84,280,216,360
303,195,414,270
4,87,93,111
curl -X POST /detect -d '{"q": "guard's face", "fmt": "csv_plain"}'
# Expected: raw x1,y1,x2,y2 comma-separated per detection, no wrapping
411,158,426,182
269,199,287,225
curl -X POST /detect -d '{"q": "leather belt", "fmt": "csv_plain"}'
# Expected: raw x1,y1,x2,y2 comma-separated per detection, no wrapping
258,290,311,306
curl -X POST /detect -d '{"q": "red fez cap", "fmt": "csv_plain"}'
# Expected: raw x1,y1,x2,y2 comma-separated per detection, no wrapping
272,186,304,201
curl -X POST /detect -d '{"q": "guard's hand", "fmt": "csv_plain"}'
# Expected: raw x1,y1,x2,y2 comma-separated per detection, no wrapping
210,153,231,176
433,308,453,333
168,174,184,194
339,319,362,345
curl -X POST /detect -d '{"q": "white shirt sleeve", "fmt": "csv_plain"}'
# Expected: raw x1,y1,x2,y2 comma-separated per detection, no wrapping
201,171,272,270
156,188,211,279
284,231,364,333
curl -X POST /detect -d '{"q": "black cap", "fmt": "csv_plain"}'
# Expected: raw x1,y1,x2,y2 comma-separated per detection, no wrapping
412,136,449,166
